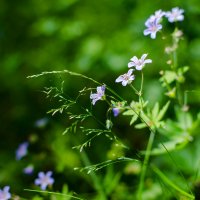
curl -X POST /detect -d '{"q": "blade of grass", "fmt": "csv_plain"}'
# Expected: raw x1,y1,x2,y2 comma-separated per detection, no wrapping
151,165,195,199
24,189,85,200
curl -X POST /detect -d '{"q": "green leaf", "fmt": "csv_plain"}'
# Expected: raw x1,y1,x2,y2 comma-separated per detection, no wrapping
150,137,189,155
178,66,189,74
152,102,159,119
140,111,150,123
160,70,177,85
130,114,138,125
135,123,147,129
123,109,135,116
157,101,170,121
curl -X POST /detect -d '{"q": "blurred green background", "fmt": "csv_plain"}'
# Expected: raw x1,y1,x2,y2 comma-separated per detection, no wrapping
1,0,200,199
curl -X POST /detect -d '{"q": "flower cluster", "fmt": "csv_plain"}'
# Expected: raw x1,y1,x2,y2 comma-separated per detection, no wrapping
15,141,54,191
89,7,184,105
115,54,152,86
90,54,152,116
144,7,184,39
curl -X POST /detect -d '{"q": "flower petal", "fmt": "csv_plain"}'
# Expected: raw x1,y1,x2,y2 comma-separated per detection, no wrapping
122,80,128,86
128,62,135,68
46,171,53,177
144,59,152,64
130,56,138,63
3,186,10,192
40,184,47,190
141,54,148,61
38,172,45,178
136,66,143,70
115,76,124,83
35,178,41,185
144,29,151,36
127,69,133,76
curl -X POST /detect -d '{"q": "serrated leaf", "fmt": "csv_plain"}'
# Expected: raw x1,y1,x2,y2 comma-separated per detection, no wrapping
130,114,138,125
157,101,170,121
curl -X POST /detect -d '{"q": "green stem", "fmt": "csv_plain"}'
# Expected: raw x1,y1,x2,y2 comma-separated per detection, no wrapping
172,50,182,105
137,131,155,200
152,165,195,199
24,189,85,200
80,151,107,200
27,70,123,101
130,84,140,96
173,50,177,70
140,72,144,95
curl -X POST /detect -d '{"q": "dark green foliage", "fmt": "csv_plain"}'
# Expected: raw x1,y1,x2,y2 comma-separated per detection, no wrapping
1,0,200,199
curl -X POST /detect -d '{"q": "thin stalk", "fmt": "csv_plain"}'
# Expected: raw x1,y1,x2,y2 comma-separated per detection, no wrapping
130,84,140,96
172,50,182,105
27,70,123,101
24,189,85,200
173,50,177,70
80,150,107,200
140,72,144,96
152,165,195,199
137,131,155,200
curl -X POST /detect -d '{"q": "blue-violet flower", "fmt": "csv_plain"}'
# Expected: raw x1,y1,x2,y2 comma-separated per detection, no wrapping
35,171,54,190
16,142,29,160
144,18,162,39
165,7,184,23
115,69,135,86
112,108,120,117
128,54,152,70
23,165,34,175
0,186,11,200
90,85,106,105
35,117,48,128
148,9,166,23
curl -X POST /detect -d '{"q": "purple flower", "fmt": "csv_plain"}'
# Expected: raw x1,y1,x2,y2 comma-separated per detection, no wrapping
35,171,54,190
128,54,152,70
144,18,162,39
35,118,48,128
112,108,120,117
115,69,135,86
16,142,29,160
165,7,184,23
0,186,11,200
23,165,34,175
148,9,166,23
90,85,106,105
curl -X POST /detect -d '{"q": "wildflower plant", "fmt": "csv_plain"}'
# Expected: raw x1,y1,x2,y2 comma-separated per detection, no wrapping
26,6,200,200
